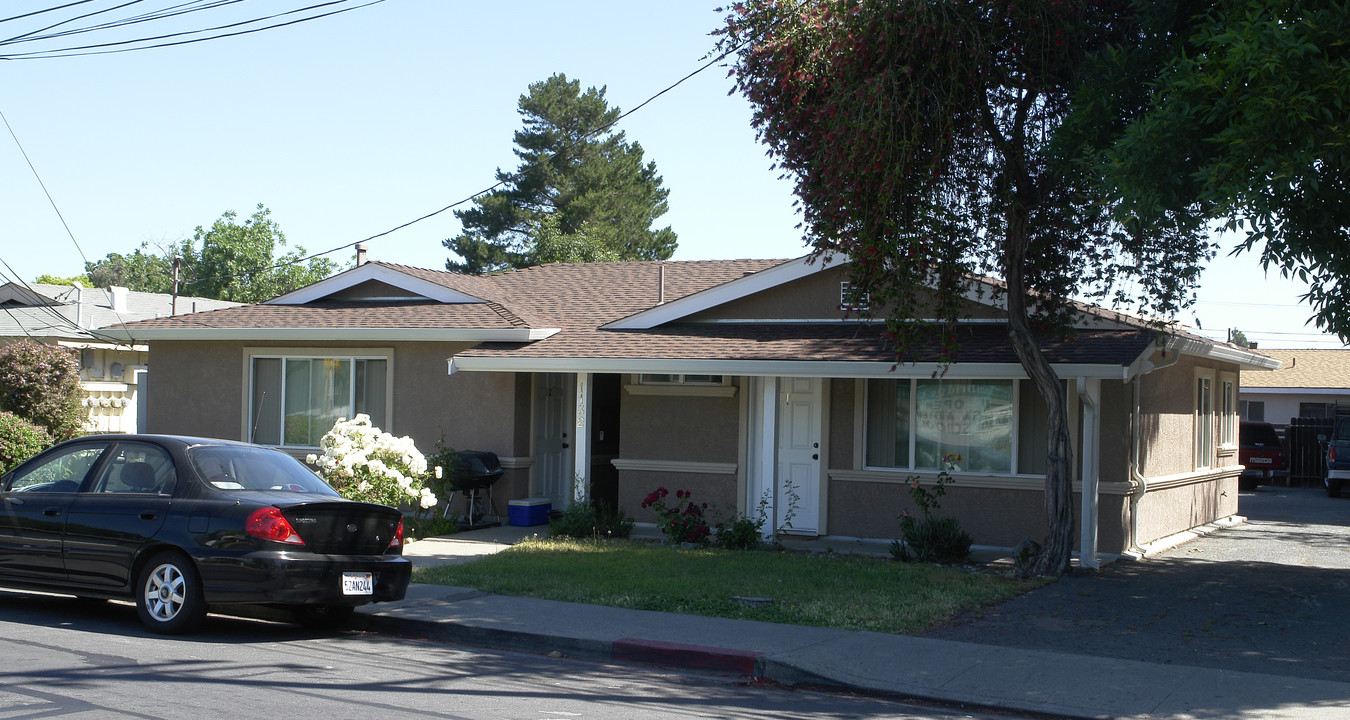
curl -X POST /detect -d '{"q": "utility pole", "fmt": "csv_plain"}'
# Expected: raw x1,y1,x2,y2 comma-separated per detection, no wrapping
171,255,181,315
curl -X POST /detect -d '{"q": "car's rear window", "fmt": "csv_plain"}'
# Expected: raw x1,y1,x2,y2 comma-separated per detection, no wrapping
188,445,339,496
1336,420,1350,442
1241,423,1281,446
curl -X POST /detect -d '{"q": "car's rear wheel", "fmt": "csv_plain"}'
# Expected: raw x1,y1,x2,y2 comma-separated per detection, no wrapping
136,551,207,635
1327,475,1343,498
292,603,355,630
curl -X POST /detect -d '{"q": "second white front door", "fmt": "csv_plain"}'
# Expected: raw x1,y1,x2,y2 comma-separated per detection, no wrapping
533,373,574,509
776,377,821,534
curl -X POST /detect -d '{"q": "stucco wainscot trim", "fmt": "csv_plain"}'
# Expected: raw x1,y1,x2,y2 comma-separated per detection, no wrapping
1128,466,1243,493
829,469,1135,496
611,459,738,475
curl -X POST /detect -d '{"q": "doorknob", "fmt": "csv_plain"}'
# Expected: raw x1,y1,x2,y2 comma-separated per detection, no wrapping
812,453,819,460
562,443,570,449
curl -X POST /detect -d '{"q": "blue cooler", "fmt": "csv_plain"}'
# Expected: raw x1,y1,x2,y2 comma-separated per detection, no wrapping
509,497,551,526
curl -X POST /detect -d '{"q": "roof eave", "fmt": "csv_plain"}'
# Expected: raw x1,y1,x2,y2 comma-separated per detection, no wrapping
448,356,1128,379
124,327,559,342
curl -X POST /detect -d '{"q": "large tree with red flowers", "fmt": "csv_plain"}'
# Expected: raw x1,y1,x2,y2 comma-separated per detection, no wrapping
717,0,1219,576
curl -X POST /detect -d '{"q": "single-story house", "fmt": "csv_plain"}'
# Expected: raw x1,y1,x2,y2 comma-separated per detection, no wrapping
1237,348,1350,428
0,281,237,433
116,256,1279,563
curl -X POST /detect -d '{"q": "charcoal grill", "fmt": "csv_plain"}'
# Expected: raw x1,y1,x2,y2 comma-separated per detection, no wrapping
441,450,503,529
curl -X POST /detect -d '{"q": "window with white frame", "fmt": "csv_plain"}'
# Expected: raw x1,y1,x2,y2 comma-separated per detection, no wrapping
864,378,1052,475
1219,373,1236,448
1195,371,1215,469
637,373,725,386
249,352,390,447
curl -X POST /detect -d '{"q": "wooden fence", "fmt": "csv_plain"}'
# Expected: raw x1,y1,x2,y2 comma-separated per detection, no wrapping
1286,417,1335,486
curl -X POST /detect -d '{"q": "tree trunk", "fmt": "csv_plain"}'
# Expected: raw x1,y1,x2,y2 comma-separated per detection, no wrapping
1004,220,1074,577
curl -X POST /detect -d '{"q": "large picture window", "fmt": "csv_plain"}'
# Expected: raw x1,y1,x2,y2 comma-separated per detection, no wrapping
250,354,388,447
865,378,1050,475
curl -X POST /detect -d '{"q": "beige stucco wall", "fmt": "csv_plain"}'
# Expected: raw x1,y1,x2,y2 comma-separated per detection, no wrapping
145,339,518,461
618,384,740,462
618,471,738,526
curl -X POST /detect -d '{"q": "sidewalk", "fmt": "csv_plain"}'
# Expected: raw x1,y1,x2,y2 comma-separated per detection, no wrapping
358,525,1350,720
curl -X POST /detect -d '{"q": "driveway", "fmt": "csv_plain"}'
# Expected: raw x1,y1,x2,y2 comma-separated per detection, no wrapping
921,486,1350,683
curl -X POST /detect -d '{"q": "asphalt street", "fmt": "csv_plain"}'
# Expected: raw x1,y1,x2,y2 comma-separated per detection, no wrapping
921,485,1350,683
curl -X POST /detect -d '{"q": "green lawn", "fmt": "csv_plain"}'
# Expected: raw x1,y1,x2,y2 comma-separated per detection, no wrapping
414,538,1045,635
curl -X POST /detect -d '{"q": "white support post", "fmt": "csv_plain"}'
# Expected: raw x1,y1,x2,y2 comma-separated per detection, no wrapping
1078,377,1101,569
573,372,591,504
756,377,778,540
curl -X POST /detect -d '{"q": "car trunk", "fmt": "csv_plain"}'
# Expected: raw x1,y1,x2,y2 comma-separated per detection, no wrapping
279,502,402,554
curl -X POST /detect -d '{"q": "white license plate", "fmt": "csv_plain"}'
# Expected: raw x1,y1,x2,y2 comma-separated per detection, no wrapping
342,572,373,595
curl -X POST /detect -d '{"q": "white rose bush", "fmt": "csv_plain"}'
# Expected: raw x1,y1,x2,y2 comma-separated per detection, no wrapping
307,414,438,510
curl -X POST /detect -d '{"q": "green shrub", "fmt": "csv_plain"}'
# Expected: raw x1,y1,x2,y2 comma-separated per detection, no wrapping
549,501,634,540
0,340,84,439
713,512,764,550
0,411,53,474
892,516,973,564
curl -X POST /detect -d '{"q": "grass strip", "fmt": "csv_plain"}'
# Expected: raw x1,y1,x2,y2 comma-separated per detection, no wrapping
415,538,1044,635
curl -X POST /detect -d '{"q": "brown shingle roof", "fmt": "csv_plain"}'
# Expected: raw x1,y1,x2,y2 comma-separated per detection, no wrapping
1240,349,1350,389
120,301,525,330
458,324,1155,366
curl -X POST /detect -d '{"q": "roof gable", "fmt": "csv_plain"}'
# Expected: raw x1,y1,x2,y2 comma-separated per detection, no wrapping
266,262,489,306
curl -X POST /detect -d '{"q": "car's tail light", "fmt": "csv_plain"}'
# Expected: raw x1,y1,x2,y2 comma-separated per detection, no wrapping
246,507,306,545
387,518,404,551
1331,446,1338,462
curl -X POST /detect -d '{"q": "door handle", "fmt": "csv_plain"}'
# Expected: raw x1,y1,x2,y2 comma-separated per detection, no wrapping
43,507,61,517
140,511,159,521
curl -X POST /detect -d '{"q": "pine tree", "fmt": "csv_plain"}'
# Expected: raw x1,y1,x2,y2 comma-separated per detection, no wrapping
444,74,677,274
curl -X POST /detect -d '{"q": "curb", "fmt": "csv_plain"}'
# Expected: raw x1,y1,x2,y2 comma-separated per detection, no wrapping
365,613,771,679
613,638,764,677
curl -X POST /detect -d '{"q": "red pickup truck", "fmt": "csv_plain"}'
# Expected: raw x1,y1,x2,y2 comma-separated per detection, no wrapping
1238,420,1287,491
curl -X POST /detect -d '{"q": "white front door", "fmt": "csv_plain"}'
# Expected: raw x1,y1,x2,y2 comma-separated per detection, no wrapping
776,377,821,534
533,373,574,509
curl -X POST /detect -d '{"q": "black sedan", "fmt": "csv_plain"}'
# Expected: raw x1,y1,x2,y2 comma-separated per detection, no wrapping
0,434,411,634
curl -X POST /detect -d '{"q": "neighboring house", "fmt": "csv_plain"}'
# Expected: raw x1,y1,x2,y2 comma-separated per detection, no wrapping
0,281,237,433
1237,349,1350,428
116,257,1278,563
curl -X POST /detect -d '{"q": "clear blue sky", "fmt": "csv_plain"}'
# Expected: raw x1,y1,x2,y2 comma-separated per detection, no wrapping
1,1,1341,349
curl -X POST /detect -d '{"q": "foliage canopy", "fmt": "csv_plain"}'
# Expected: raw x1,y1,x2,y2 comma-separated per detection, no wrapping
0,339,84,439
83,204,337,303
444,74,677,274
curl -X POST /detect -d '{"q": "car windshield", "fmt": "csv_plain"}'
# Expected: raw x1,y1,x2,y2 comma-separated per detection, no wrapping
187,445,340,496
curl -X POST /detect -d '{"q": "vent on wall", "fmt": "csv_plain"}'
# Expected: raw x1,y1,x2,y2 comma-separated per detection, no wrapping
840,282,870,311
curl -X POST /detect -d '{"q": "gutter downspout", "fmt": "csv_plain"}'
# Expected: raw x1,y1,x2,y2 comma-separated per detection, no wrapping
1077,376,1100,570
1125,339,1181,555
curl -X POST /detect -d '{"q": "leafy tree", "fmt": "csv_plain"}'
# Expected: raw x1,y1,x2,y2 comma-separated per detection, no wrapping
1105,0,1350,342
718,1,1214,576
81,205,337,302
527,215,620,265
0,339,84,439
184,204,337,302
444,73,677,274
86,244,175,293
32,273,92,287
1229,329,1251,348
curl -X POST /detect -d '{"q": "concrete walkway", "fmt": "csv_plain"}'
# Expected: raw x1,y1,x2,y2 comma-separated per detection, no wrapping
361,520,1350,720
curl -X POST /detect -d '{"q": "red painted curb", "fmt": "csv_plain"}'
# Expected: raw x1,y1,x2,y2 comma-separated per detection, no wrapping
612,638,764,676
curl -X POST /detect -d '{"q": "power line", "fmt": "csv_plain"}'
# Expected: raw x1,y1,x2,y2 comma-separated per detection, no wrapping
0,0,382,60
181,33,758,288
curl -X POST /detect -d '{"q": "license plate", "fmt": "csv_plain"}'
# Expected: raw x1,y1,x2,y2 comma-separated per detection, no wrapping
1250,457,1272,464
342,572,373,595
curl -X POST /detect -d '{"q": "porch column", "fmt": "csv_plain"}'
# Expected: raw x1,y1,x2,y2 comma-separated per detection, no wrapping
753,377,778,539
573,372,591,504
1077,377,1101,569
